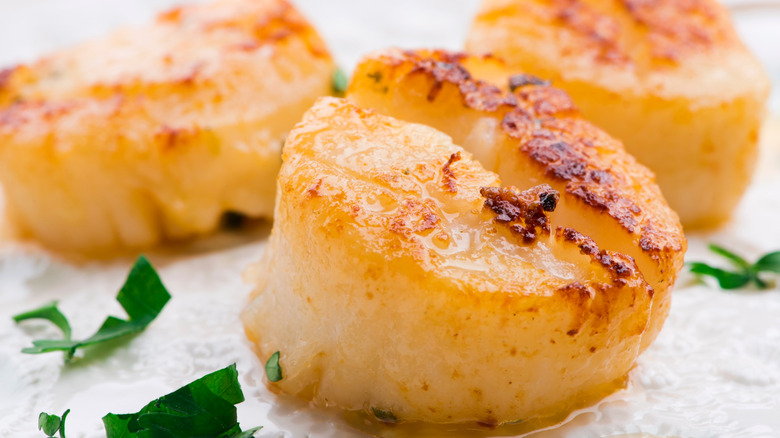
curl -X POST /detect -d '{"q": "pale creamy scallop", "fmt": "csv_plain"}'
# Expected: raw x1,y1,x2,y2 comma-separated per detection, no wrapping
0,0,334,255
466,0,771,228
346,49,686,350
242,96,663,426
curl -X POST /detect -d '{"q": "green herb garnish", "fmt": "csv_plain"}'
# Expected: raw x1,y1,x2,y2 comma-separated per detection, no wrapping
13,255,170,361
265,351,282,382
689,244,780,290
14,302,72,340
38,410,69,438
371,407,398,423
102,363,260,438
332,68,348,96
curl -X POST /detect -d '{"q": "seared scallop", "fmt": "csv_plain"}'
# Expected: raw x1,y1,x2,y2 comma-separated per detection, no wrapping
347,48,685,350
466,0,770,228
242,94,681,425
0,0,334,255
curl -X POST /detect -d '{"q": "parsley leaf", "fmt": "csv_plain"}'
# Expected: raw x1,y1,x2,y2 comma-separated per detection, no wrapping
332,68,348,96
13,255,170,361
688,244,779,290
102,363,261,438
708,244,751,271
688,262,751,289
14,302,72,340
754,251,780,274
38,409,69,438
265,351,282,382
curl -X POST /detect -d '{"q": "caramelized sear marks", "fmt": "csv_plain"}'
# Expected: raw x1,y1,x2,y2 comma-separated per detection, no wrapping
441,151,462,193
249,0,329,56
519,125,643,233
621,0,726,62
554,0,630,65
407,52,518,111
481,184,559,244
558,227,647,290
554,0,729,64
357,49,684,263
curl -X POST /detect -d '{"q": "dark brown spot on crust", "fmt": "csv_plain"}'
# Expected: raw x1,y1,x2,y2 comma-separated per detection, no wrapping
419,60,472,102
481,184,559,244
441,151,462,193
427,79,444,102
367,71,383,83
508,73,550,91
540,191,558,212
639,224,663,252
526,139,587,180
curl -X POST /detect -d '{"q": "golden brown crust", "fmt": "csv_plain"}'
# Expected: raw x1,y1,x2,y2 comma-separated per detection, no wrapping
388,199,442,237
0,0,334,255
520,118,645,234
441,151,463,193
347,49,686,355
473,0,735,71
468,0,770,230
553,0,630,65
404,51,518,111
0,0,334,141
0,0,331,107
249,98,657,425
194,0,329,58
557,227,646,289
366,49,681,264
621,0,726,62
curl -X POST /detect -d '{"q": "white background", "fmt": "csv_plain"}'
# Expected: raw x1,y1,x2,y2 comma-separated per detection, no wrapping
0,1,779,437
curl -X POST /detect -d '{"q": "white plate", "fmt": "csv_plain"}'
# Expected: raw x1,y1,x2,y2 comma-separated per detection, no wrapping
0,2,779,437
